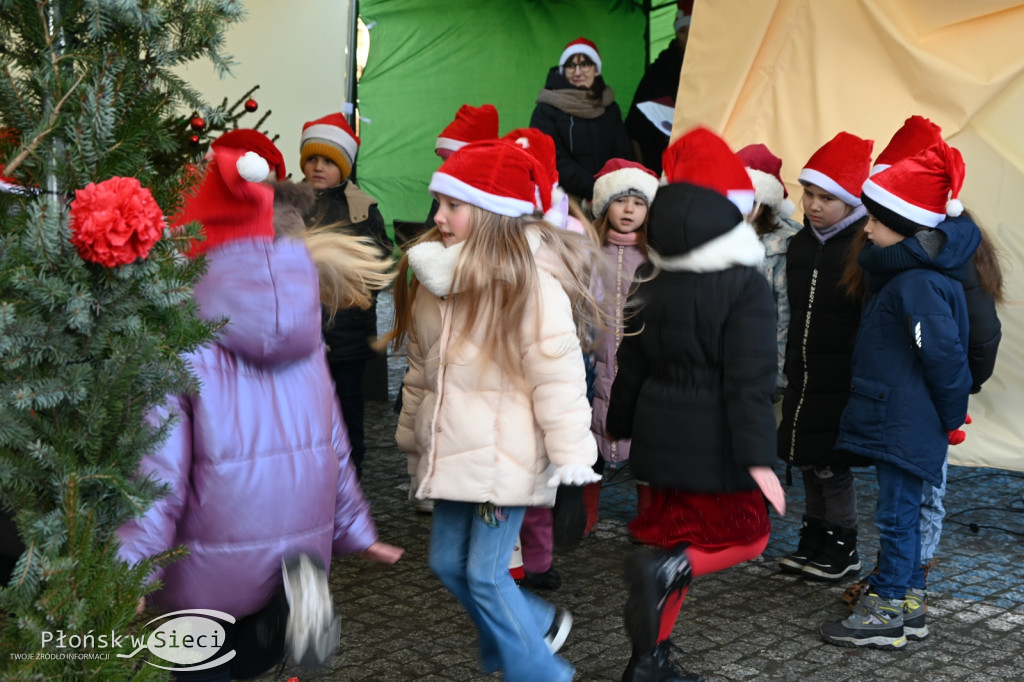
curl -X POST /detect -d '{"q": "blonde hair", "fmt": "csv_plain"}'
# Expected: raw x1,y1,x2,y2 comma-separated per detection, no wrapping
386,207,614,381
302,227,395,315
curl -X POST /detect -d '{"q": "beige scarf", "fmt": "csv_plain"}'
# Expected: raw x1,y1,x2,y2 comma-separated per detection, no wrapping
535,86,616,119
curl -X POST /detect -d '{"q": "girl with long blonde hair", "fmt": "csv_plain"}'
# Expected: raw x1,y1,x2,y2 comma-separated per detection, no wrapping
388,140,609,681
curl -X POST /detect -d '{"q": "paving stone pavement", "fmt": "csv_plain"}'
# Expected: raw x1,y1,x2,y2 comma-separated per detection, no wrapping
256,296,1024,681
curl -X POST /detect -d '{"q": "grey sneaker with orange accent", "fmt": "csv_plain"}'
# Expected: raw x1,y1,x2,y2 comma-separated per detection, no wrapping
820,592,906,650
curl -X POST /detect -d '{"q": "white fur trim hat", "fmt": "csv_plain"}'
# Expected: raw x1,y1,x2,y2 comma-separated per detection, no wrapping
559,37,602,75
592,159,659,218
429,140,550,218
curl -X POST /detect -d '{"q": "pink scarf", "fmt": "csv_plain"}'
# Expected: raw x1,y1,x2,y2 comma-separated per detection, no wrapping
606,229,640,246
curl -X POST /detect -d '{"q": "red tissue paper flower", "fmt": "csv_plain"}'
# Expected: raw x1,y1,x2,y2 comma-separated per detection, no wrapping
69,176,165,268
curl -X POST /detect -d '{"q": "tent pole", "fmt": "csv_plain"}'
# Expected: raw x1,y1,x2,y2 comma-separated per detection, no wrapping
347,0,360,181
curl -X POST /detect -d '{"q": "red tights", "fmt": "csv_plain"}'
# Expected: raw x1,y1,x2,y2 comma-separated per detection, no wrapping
656,534,769,642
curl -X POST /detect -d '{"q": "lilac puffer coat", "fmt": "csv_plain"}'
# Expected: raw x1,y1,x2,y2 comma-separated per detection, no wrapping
117,237,377,617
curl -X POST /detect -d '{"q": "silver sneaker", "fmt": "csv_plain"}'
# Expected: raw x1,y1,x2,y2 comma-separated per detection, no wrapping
282,554,341,667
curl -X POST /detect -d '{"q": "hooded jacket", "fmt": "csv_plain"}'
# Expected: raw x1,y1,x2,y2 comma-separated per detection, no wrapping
395,235,597,507
529,68,632,200
117,238,376,617
605,184,778,492
836,218,980,486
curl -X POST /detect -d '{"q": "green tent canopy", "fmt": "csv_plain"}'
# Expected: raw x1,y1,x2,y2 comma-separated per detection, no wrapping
356,0,678,239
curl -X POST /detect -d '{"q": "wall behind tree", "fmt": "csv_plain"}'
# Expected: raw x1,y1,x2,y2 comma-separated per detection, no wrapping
175,1,352,179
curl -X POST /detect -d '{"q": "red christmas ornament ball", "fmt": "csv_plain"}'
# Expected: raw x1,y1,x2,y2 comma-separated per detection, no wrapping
244,98,258,112
189,134,201,147
189,116,206,132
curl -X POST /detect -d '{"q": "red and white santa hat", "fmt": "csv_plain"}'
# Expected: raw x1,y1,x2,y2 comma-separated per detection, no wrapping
559,37,602,75
675,0,694,30
503,127,559,210
300,112,360,181
861,141,965,237
212,128,287,180
592,158,659,218
736,143,794,219
429,139,550,218
798,131,873,207
871,115,943,176
662,126,755,215
436,104,499,159
174,146,274,257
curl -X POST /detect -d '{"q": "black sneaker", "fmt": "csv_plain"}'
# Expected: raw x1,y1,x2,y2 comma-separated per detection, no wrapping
544,608,573,654
622,640,703,682
282,554,341,667
779,516,825,574
801,525,861,581
623,544,692,654
523,566,562,590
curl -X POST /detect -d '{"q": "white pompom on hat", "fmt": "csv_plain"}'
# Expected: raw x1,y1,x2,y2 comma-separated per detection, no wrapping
558,37,602,75
592,159,659,218
736,143,794,219
861,140,966,237
173,146,274,258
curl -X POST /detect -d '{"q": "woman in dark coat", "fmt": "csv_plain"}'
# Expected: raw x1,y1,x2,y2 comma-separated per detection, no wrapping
530,37,632,201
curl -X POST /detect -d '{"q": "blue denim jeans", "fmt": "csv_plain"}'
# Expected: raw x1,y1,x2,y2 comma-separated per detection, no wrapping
870,461,927,600
920,457,948,564
428,501,573,682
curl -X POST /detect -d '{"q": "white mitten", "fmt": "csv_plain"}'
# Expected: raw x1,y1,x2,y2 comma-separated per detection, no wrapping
547,464,602,488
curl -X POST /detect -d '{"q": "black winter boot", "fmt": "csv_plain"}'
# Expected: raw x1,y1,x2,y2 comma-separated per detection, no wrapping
621,640,703,682
623,543,692,655
801,525,861,581
779,515,826,573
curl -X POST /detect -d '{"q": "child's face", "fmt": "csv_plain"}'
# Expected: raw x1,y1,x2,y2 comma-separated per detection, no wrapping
435,194,473,247
606,196,647,234
302,155,343,190
864,214,905,247
800,182,854,230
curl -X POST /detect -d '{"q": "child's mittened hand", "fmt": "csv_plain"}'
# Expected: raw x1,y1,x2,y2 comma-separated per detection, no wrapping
947,429,967,445
547,464,602,487
359,541,404,564
749,466,786,516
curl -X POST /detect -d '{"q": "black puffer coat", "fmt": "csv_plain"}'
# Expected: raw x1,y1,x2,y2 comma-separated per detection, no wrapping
305,180,392,364
529,68,631,200
778,216,868,468
606,184,777,493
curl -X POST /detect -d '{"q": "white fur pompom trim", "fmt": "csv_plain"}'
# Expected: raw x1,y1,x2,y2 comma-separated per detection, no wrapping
237,151,270,183
779,198,796,219
946,198,964,217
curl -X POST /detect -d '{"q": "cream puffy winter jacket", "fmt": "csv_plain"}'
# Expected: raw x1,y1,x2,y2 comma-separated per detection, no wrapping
396,236,597,507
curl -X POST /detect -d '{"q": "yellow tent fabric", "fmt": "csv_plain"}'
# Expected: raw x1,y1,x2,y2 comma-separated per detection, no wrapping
674,0,1024,471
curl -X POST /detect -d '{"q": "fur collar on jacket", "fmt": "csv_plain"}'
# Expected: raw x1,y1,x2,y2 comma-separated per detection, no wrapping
407,230,544,298
650,221,765,273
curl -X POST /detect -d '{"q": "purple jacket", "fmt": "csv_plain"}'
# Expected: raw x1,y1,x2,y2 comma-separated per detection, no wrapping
117,237,377,617
592,241,647,463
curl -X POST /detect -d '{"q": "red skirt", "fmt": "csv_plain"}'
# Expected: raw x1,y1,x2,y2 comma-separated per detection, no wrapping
628,487,770,551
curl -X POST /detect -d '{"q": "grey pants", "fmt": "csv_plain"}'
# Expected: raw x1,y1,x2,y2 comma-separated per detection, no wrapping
801,465,858,528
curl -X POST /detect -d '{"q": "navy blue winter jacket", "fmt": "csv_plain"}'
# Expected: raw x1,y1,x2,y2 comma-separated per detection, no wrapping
836,218,981,487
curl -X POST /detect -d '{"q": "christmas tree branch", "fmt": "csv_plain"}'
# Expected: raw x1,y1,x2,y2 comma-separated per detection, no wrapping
3,70,87,177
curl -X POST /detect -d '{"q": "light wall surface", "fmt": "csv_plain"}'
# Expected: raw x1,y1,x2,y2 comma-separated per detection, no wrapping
176,1,352,180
